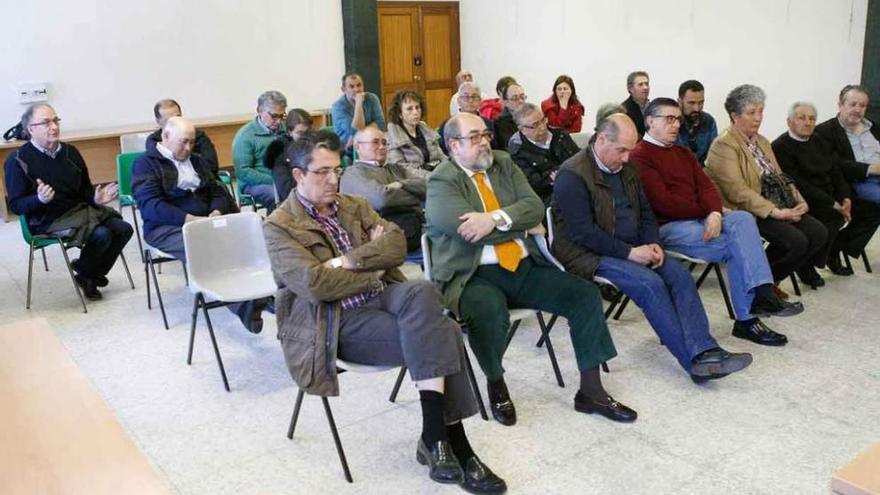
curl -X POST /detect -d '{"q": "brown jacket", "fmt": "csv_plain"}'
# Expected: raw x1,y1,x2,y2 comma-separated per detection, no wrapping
705,126,803,218
263,193,407,396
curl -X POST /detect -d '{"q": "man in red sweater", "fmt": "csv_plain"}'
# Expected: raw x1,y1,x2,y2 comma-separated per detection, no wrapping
629,98,802,347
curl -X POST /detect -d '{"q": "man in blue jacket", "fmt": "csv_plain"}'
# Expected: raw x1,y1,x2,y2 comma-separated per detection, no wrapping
132,117,267,333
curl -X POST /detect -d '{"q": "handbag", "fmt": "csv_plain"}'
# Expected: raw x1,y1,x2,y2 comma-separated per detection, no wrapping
760,172,798,209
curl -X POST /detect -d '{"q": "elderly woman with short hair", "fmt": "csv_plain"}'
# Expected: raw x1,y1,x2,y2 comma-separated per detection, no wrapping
705,84,828,293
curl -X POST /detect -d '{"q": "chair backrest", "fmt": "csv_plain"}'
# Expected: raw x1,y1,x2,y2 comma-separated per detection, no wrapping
119,132,151,154
570,132,592,149
182,212,272,287
18,214,33,244
117,152,143,197
420,233,433,281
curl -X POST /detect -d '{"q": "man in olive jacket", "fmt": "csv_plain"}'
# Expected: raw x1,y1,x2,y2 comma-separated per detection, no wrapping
263,130,506,494
426,113,635,426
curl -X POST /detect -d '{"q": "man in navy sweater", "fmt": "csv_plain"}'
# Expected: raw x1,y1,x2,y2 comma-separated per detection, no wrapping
132,117,267,333
5,103,132,300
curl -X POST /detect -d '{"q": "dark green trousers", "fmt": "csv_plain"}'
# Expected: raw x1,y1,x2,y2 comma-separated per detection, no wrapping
458,257,617,381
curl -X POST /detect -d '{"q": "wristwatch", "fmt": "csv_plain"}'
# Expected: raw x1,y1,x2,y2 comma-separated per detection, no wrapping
330,257,343,268
491,211,504,227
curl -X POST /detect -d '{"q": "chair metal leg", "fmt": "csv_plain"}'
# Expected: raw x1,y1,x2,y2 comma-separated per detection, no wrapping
694,263,713,287
182,261,189,286
601,362,610,373
144,253,152,309
535,314,559,348
119,252,135,290
129,205,145,263
712,264,736,320
201,295,230,392
287,389,305,439
389,366,408,403
604,291,623,319
26,243,36,309
147,252,169,330
789,274,802,296
537,312,565,388
863,250,873,273
41,247,49,271
503,319,522,350
844,252,854,272
612,296,631,320
462,349,488,421
59,244,87,314
187,294,200,365
321,397,353,483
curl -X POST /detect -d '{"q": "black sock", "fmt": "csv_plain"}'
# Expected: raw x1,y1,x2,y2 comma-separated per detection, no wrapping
446,421,475,462
578,367,607,400
419,390,448,446
487,377,509,402
754,283,774,301
736,317,758,327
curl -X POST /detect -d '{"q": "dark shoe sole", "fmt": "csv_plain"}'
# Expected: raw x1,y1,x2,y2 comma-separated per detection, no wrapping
691,353,752,377
574,402,638,423
751,302,804,318
732,330,788,347
416,448,464,484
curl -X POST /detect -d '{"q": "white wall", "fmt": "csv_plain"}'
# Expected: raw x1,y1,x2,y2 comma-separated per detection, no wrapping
459,0,868,138
0,0,345,132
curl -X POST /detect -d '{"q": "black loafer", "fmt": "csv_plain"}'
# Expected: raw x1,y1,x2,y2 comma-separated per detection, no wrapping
797,268,825,289
827,253,854,276
691,372,729,384
750,297,804,318
416,438,463,484
75,274,102,301
487,380,517,426
573,391,637,423
94,275,110,288
732,319,788,346
461,456,507,494
691,347,752,377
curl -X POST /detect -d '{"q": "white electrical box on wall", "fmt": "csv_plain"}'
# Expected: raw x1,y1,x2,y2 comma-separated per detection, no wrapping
17,82,49,103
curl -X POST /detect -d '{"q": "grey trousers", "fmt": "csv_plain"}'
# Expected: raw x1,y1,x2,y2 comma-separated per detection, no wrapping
338,280,479,424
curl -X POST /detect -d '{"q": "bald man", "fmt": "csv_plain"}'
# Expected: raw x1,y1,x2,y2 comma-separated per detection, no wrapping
132,117,268,333
551,113,753,383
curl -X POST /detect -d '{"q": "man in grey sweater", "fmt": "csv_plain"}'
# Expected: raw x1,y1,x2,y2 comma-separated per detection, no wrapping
340,127,426,251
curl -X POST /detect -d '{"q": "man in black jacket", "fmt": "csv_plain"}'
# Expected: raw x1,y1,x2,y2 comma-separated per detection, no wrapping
145,99,219,174
509,103,579,205
814,85,880,205
621,71,650,138
773,101,880,275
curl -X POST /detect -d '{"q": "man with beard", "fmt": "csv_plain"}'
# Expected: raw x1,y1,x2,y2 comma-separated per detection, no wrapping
676,80,718,165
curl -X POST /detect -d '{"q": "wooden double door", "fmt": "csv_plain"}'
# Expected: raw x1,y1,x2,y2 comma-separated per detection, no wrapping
377,2,460,128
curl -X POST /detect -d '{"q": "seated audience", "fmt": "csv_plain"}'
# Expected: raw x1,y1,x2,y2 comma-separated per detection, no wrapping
439,81,496,154
541,75,584,133
705,85,828,291
479,76,517,121
5,103,132,300
814,85,880,204
493,83,527,151
263,130,506,494
621,71,650,137
772,101,880,275
448,70,477,117
340,127,426,252
386,89,446,176
676,80,718,165
630,98,800,348
267,108,314,203
552,113,753,379
510,103,580,205
232,90,288,210
133,117,268,333
427,113,636,426
331,72,386,156
146,99,219,173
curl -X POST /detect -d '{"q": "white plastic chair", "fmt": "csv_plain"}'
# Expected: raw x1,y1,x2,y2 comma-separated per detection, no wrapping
119,131,151,154
182,212,277,391
569,132,592,149
143,243,187,330
664,250,735,320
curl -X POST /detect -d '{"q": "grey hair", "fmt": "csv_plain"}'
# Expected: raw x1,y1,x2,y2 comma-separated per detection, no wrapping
512,102,541,126
724,84,766,116
20,103,55,140
787,101,817,119
458,81,480,95
595,117,621,142
257,90,287,112
595,103,626,128
455,70,472,86
626,70,649,90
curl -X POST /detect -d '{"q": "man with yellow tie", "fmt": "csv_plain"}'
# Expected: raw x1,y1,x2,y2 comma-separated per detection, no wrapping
425,113,636,426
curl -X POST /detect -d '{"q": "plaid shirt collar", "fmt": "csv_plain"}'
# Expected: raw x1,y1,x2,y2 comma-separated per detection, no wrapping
295,189,339,220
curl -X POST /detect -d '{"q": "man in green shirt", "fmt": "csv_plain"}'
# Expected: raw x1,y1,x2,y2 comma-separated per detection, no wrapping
232,90,287,210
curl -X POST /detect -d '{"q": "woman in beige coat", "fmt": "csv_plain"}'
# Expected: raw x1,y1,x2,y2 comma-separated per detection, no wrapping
386,89,447,177
705,84,828,291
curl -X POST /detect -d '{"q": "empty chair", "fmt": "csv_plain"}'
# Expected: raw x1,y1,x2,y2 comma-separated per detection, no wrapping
116,152,145,260
569,132,592,149
119,131,151,154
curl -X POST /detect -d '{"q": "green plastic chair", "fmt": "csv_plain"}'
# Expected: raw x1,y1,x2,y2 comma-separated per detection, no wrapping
117,152,144,260
19,215,87,313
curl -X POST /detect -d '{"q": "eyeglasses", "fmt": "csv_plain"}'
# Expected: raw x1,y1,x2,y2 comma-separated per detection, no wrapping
306,166,344,177
519,117,547,130
459,94,481,101
653,114,683,124
506,94,527,102
264,111,286,121
29,117,61,128
451,130,494,145
356,138,388,146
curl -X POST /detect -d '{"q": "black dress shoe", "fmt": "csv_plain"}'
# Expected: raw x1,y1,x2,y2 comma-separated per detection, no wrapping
827,253,854,276
416,438,464,484
732,319,788,346
691,372,729,384
487,380,516,426
750,296,804,318
94,275,110,288
797,267,825,289
74,274,102,301
242,299,268,334
691,347,752,377
461,456,507,494
573,391,637,423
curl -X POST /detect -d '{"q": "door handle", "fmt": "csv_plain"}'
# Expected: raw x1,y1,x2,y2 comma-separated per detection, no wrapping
414,75,421,81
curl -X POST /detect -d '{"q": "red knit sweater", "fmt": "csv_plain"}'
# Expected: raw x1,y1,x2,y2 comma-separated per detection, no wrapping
629,139,722,223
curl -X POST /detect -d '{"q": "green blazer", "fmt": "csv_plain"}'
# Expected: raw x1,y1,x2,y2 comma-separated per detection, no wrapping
425,150,547,314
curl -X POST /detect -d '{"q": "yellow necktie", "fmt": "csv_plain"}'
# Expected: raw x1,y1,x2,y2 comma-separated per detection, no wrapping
473,172,522,272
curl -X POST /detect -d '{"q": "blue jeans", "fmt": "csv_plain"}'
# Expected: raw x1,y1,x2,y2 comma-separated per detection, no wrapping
242,184,277,210
659,211,773,320
595,256,718,374
853,176,880,204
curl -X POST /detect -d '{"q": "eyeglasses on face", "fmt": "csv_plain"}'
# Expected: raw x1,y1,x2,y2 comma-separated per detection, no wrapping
459,94,481,100
452,130,493,145
263,110,286,121
306,166,344,177
506,94,527,102
29,117,62,128
653,114,683,124
356,138,388,146
519,116,547,130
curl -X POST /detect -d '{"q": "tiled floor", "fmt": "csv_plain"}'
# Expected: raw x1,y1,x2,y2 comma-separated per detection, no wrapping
1,213,877,494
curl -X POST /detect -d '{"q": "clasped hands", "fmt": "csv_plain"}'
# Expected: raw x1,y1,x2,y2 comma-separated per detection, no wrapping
322,224,386,274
